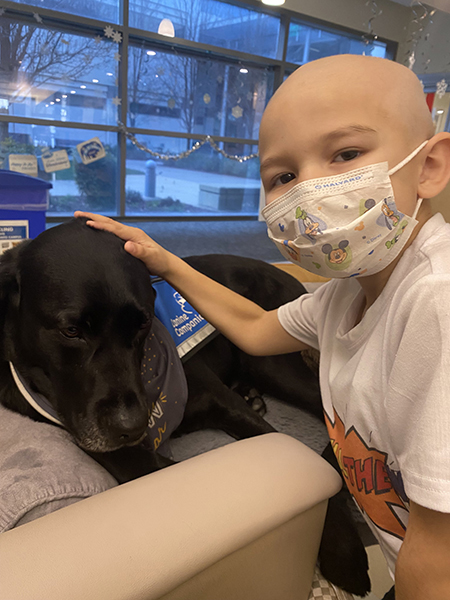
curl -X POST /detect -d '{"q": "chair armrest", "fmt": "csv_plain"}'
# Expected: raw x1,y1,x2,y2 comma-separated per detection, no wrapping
0,433,341,600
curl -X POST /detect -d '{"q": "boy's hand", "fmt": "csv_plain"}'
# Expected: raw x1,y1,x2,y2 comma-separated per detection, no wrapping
74,212,175,277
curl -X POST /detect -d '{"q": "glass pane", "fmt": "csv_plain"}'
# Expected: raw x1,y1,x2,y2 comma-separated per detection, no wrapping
0,15,119,126
286,21,387,64
0,122,119,215
4,0,120,24
128,46,272,138
125,135,260,216
129,0,280,59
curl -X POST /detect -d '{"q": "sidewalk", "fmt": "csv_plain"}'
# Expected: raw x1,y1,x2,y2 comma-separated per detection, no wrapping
51,162,261,209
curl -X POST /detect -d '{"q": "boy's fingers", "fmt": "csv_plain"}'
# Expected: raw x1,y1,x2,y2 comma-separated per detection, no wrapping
86,219,149,245
74,211,113,223
74,211,151,245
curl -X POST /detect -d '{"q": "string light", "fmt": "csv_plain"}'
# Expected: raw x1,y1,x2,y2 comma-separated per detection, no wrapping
117,122,258,163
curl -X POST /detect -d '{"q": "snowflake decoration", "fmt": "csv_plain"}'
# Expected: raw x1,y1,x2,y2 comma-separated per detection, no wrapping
104,25,115,38
203,93,211,105
33,12,43,23
408,52,415,70
217,76,223,84
94,35,102,44
111,96,122,106
436,79,448,99
112,30,122,44
0,8,6,15
231,105,243,119
114,52,121,62
167,98,176,109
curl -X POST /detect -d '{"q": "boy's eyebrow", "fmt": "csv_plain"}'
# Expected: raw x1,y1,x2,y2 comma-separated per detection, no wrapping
320,124,377,143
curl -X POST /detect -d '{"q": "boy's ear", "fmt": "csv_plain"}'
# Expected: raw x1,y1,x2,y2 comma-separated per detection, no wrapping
417,132,450,199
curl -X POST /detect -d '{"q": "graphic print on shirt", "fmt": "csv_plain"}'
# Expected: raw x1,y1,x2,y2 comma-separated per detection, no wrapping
325,409,409,540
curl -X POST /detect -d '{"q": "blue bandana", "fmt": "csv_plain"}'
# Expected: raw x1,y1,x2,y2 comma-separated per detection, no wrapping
152,278,217,360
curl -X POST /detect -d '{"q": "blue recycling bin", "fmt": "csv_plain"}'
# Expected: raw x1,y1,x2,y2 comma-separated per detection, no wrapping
0,170,51,239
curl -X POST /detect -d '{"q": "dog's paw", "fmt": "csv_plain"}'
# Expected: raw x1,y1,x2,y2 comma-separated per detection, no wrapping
244,388,267,417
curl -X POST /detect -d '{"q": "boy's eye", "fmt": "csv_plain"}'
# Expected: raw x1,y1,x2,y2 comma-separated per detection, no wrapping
334,150,361,162
274,172,296,186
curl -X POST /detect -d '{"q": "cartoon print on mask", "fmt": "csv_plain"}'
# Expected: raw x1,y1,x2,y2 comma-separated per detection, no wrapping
386,220,408,249
378,198,403,230
282,239,301,262
359,198,376,215
295,207,326,243
322,240,353,271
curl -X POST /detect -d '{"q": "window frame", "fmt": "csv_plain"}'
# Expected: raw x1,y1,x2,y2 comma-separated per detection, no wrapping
0,0,397,222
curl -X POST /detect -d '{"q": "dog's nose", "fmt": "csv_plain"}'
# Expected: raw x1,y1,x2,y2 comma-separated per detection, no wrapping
108,409,148,446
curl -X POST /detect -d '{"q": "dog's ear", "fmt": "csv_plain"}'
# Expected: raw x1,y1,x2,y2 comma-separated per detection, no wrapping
0,240,31,324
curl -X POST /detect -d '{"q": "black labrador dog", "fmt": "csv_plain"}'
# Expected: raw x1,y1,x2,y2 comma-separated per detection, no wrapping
0,218,370,596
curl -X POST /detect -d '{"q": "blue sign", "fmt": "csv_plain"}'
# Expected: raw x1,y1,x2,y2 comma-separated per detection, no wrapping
152,278,217,360
0,223,28,240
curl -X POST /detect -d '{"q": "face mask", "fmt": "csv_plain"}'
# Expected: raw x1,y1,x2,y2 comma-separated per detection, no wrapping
261,141,428,279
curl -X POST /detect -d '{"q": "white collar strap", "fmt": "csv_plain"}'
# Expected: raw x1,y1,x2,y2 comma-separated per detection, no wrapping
9,362,63,426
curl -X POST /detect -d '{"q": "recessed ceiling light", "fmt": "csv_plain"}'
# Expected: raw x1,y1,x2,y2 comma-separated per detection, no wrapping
107,72,113,76
70,90,76,94
80,85,86,89
240,68,248,74
261,0,285,5
92,78,99,83
147,50,156,56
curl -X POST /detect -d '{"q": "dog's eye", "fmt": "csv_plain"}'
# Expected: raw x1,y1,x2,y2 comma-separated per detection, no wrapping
61,326,81,339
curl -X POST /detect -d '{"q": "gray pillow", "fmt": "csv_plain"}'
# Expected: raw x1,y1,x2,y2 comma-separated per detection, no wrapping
0,404,117,532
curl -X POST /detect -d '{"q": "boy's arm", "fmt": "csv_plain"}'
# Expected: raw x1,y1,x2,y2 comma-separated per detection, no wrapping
395,500,450,599
74,212,312,356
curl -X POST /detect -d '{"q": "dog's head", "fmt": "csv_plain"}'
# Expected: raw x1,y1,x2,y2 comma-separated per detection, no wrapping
0,218,156,453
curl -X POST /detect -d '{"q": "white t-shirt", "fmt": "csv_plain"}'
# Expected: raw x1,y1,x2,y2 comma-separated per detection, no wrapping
278,212,450,577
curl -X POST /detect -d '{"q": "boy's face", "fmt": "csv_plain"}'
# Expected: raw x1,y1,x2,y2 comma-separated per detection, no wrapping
259,55,433,220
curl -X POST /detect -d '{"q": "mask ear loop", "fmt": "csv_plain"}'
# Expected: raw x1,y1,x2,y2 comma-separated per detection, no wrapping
388,140,429,219
388,140,429,176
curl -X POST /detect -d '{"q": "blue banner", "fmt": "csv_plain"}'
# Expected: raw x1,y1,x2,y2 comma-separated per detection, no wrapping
152,278,217,360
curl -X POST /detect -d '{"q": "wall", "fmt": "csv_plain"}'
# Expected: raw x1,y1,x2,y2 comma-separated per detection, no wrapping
283,0,412,43
396,8,450,72
430,181,450,220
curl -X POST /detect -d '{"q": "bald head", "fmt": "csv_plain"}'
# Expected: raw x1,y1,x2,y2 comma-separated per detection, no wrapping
260,55,433,151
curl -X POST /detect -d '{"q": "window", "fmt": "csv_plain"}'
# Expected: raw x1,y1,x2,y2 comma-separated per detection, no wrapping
128,46,272,138
125,135,259,216
5,0,120,24
0,19,119,127
286,20,388,64
0,2,397,219
129,0,281,59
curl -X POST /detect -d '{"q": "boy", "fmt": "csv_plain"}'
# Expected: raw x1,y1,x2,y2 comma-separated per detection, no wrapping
76,54,450,599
